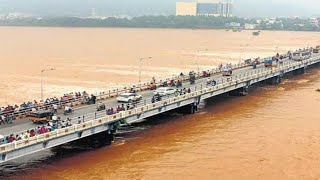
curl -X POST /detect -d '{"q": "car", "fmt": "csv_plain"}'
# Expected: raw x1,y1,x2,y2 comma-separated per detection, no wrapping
222,70,233,76
28,110,53,124
153,87,177,96
116,93,142,103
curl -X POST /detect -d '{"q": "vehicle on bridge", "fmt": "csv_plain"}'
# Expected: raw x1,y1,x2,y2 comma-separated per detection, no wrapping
97,103,106,111
264,59,277,68
168,80,176,87
202,71,211,77
28,110,53,124
148,83,157,90
222,70,233,76
292,51,312,61
151,93,162,103
153,87,177,96
176,80,183,88
189,72,196,84
63,106,74,115
117,93,142,103
166,79,183,88
207,78,217,86
313,46,320,53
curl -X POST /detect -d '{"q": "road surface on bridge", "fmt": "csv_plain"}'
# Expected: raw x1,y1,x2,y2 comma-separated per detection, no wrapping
0,57,291,136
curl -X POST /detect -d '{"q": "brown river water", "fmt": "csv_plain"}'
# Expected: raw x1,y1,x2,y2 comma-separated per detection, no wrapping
0,27,319,179
0,27,319,105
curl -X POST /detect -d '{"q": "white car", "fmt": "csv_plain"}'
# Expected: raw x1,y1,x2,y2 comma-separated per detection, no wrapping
117,93,142,103
153,87,176,96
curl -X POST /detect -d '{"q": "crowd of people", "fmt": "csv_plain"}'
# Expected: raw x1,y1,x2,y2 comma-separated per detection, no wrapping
1,117,74,144
0,91,90,125
0,67,217,145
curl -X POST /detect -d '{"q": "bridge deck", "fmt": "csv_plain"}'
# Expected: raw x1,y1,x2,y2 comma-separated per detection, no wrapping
0,54,319,163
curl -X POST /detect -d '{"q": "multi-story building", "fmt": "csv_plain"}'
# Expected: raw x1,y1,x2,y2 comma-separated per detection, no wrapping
176,1,233,17
176,2,198,16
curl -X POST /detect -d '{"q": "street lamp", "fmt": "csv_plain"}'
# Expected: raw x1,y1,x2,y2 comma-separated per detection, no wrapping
139,57,152,83
41,68,55,101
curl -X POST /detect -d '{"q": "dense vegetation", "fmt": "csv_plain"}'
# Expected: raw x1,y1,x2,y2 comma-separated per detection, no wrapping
0,16,319,32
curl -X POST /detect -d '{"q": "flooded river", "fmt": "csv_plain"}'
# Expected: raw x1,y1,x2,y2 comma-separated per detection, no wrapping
1,66,319,180
0,27,319,105
0,27,320,179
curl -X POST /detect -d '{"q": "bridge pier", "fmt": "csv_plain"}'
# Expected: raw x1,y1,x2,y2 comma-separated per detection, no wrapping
293,67,305,75
178,103,198,114
71,130,114,147
229,87,248,96
266,76,282,85
97,131,114,145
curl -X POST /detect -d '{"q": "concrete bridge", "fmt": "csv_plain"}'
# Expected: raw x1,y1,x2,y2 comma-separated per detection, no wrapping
0,53,319,164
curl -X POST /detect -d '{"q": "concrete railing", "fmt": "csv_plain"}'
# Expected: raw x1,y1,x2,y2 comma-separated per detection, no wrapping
0,56,319,155
1,58,262,118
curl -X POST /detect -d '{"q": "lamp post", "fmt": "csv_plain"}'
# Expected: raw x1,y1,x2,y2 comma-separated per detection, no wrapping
139,57,152,83
41,68,55,101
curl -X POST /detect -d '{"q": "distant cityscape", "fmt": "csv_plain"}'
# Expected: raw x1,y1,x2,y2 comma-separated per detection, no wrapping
176,0,233,17
0,0,319,31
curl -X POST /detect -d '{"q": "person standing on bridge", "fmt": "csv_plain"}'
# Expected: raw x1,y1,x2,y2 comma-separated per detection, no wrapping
66,118,72,127
91,94,97,104
0,115,6,125
52,104,58,113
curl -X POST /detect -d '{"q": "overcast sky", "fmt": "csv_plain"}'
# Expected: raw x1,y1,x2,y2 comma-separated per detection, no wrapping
0,0,319,17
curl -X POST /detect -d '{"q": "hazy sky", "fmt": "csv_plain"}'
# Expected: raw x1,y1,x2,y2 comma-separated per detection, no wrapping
0,0,319,17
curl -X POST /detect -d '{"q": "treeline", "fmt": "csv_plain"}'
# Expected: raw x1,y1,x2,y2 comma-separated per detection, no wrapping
0,15,319,32
0,16,244,29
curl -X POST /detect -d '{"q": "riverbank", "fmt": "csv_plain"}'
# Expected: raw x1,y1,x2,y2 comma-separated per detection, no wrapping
0,16,319,32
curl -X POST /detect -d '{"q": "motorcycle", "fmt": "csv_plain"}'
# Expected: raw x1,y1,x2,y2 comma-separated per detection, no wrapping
63,109,74,115
97,104,106,111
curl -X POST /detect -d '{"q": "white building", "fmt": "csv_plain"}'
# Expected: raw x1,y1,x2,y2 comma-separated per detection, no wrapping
244,23,257,30
176,1,233,17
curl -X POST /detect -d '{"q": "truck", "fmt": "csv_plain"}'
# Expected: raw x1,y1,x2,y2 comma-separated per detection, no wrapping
264,59,277,68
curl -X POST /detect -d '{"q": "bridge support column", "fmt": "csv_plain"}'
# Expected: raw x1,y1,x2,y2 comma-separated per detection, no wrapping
96,131,114,145
229,87,248,96
293,67,305,75
179,104,198,114
266,76,281,85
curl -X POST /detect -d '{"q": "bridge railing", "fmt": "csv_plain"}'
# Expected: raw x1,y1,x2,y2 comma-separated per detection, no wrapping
0,57,318,155
0,59,260,118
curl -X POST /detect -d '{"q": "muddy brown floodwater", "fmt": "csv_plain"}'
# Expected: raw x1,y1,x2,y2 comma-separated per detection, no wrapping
4,65,319,180
0,27,320,180
0,27,319,105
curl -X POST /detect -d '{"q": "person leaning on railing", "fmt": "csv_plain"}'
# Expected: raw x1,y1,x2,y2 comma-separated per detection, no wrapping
0,91,87,117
